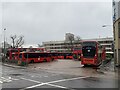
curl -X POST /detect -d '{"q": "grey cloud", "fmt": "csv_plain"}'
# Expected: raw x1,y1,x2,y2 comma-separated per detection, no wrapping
2,2,112,45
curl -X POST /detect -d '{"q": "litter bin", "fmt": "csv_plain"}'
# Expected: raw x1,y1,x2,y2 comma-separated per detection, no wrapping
21,61,26,66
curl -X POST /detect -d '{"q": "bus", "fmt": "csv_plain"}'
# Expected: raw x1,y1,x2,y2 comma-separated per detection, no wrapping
73,47,82,60
11,52,19,60
65,53,73,59
6,48,20,60
6,48,46,60
18,52,52,63
57,52,73,59
81,41,105,66
49,53,58,61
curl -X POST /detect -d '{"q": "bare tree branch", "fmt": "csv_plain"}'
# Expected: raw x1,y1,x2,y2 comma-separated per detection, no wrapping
75,36,82,41
10,35,17,48
10,35,24,48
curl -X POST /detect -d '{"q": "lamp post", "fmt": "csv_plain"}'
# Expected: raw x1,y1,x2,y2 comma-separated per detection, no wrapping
3,28,6,62
102,24,116,70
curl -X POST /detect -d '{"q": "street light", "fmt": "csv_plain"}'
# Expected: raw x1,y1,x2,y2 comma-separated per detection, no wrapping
102,24,116,70
3,28,6,62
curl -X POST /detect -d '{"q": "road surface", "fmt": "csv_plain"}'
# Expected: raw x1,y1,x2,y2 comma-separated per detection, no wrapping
0,59,119,89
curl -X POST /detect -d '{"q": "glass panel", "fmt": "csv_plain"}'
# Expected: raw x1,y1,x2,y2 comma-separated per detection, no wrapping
82,46,96,58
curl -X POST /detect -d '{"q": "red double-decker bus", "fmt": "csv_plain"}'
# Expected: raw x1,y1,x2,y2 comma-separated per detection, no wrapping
6,48,21,60
18,52,52,63
6,48,46,60
81,41,105,66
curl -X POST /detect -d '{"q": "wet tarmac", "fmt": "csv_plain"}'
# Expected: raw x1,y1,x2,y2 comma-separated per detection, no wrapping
1,59,119,89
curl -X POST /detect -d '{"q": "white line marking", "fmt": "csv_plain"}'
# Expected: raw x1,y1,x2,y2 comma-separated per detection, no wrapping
47,83,68,89
49,76,89,84
22,76,89,89
0,77,12,83
20,77,42,83
24,83,69,90
19,77,68,89
19,83,45,90
0,81,3,83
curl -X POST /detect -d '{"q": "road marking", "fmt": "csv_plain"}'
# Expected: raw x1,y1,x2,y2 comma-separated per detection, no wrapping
20,77,42,83
45,76,89,84
46,83,68,89
0,81,3,83
1,77,12,82
20,76,89,90
0,76,18,83
19,77,68,89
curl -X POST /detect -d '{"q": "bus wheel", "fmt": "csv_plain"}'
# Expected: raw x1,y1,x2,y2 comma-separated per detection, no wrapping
52,58,54,61
84,64,88,67
31,60,34,63
44,59,47,62
96,63,101,67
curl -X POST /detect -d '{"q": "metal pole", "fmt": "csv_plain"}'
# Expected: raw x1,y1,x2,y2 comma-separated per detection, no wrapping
102,25,115,71
3,28,6,63
26,53,28,66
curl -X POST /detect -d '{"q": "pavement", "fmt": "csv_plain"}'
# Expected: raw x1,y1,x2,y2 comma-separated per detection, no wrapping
2,63,27,69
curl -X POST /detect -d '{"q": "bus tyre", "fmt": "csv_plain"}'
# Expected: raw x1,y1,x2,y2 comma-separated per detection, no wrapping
44,59,47,62
84,64,88,67
52,58,54,61
31,60,34,63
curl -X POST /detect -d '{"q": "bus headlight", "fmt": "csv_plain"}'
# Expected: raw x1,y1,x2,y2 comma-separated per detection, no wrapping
81,54,83,56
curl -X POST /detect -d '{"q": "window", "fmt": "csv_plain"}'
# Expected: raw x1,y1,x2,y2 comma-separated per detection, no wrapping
82,46,96,58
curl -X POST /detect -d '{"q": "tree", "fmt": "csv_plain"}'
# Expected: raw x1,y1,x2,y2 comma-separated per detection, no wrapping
64,35,74,52
37,44,43,47
74,36,82,45
68,35,74,52
10,35,16,48
10,35,24,48
74,36,82,50
75,36,82,41
64,35,82,52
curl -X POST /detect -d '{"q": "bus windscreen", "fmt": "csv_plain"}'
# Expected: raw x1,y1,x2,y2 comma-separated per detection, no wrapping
82,42,96,47
82,46,96,58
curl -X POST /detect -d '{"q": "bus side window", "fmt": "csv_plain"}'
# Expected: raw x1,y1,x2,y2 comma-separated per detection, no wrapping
19,54,22,58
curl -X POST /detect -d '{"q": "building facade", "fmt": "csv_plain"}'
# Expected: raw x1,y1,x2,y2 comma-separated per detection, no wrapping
113,0,120,66
42,37,113,54
42,40,81,52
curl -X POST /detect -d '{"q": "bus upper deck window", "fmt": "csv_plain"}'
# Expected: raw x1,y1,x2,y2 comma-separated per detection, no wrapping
19,54,22,58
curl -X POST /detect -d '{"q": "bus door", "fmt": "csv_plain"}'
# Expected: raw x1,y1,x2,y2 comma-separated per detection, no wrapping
73,53,78,59
98,45,102,64
64,53,66,59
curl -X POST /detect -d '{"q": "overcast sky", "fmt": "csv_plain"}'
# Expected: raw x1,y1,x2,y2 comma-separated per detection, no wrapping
1,0,113,46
